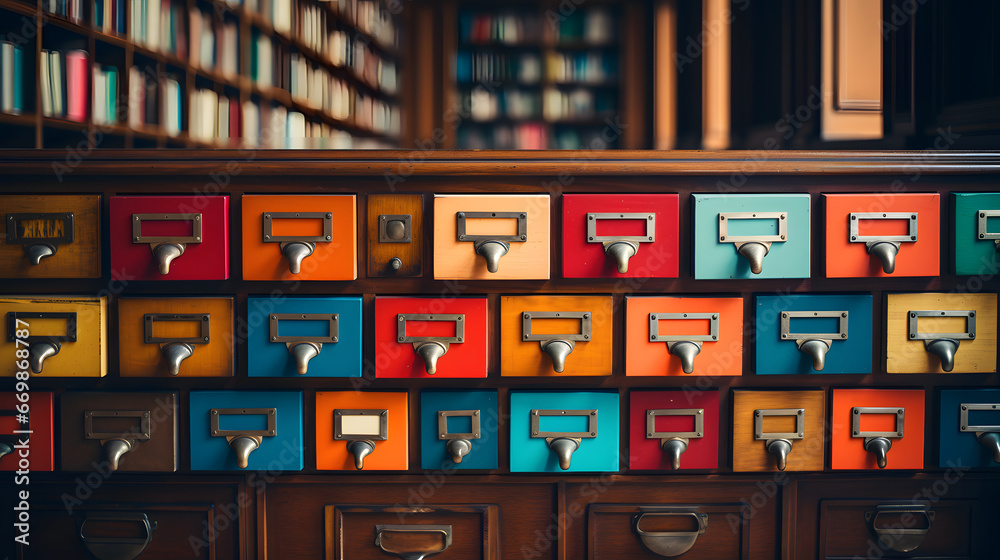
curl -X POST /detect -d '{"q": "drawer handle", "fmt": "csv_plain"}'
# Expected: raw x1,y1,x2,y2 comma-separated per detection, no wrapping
374,524,452,560
718,211,787,274
648,313,719,373
79,512,156,560
84,410,151,472
269,313,339,375
456,211,527,273
210,408,277,469
6,311,77,374
959,403,1000,463
6,211,75,265
334,409,389,470
522,311,592,373
261,212,333,274
865,504,934,553
633,511,708,558
646,409,704,470
779,311,849,371
132,213,202,275
848,212,919,273
977,210,1000,252
586,212,656,273
907,310,976,372
530,409,598,470
754,408,805,471
143,313,211,376
397,314,465,375
851,407,905,469
438,409,481,464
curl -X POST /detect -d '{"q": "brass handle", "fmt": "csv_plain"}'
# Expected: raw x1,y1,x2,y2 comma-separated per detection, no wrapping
866,504,933,553
374,524,452,560
633,511,708,557
79,512,156,560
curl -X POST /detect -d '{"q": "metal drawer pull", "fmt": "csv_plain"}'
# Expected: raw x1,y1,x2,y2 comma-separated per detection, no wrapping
85,410,152,472
648,313,719,373
438,409,481,464
6,212,75,265
79,512,156,560
374,524,452,560
960,403,1000,463
269,313,339,375
908,309,976,372
849,212,918,273
977,210,1000,252
530,409,597,470
718,211,787,274
334,409,388,470
779,310,849,371
397,314,465,375
210,408,277,469
262,212,333,274
754,408,805,471
144,313,211,376
6,311,77,374
132,213,202,275
522,311,592,373
851,407,905,469
633,509,708,558
866,504,933,553
0,411,18,460
586,212,656,273
456,211,527,273
646,409,704,470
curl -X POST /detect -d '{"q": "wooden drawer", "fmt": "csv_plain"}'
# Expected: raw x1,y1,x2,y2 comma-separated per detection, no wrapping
886,293,997,373
791,477,1000,560
564,480,779,559
732,390,826,472
0,295,107,377
264,481,554,560
367,193,423,277
0,194,101,278
0,391,53,472
952,192,1000,276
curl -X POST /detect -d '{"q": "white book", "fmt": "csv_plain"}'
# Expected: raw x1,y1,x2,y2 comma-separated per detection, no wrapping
1,42,14,114
49,51,63,117
203,89,217,140
241,100,258,147
286,110,305,148
128,66,142,127
40,50,52,116
271,104,286,148
148,0,160,52
200,17,214,69
258,35,272,87
217,96,229,141
93,66,107,124
164,77,178,136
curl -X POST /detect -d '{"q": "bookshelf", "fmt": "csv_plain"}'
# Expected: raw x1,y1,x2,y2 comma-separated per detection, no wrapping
0,0,403,149
445,1,647,150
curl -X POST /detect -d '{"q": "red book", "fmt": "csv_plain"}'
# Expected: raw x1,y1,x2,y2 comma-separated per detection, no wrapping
66,49,89,122
228,96,240,144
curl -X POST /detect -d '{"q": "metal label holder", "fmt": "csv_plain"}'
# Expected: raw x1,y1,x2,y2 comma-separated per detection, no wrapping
437,410,481,441
210,408,277,438
132,213,203,245
851,407,905,439
977,210,1000,242
779,311,849,341
907,310,976,341
522,311,592,342
6,311,77,343
378,214,412,243
849,212,918,243
397,314,464,344
84,410,151,441
753,409,805,441
333,409,388,441
261,212,333,244
529,409,598,439
648,313,718,343
646,409,704,440
143,313,211,345
456,211,527,243
5,212,75,245
586,213,655,244
718,212,787,243
959,403,1000,433
269,313,339,344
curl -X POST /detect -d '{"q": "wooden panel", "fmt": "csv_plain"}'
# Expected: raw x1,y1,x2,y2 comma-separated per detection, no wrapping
821,0,883,139
0,194,101,278
327,504,498,560
433,195,550,280
886,293,997,373
820,499,972,559
242,195,358,281
0,296,107,377
589,505,744,560
732,390,826,472
702,0,731,149
500,295,614,377
118,297,234,377
368,193,423,277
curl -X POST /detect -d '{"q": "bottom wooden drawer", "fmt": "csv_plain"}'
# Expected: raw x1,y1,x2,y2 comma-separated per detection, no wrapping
589,504,744,559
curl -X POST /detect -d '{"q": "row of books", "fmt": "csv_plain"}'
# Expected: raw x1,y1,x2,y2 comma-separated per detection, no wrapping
461,87,617,122
129,0,187,58
458,123,619,150
189,89,240,143
240,100,394,149
289,53,353,119
40,49,87,121
92,64,120,126
93,0,127,35
455,50,543,84
241,0,398,51
458,8,614,45
542,88,616,121
43,0,85,24
124,71,181,135
546,51,618,84
189,7,240,78
0,42,25,116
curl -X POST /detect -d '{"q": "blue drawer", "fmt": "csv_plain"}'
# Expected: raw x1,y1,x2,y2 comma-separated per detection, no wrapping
509,391,619,473
189,391,303,471
420,390,499,470
939,389,1000,469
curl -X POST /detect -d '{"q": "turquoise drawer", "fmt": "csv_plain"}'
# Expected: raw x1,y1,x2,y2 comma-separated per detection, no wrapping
420,390,499,470
509,391,619,473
